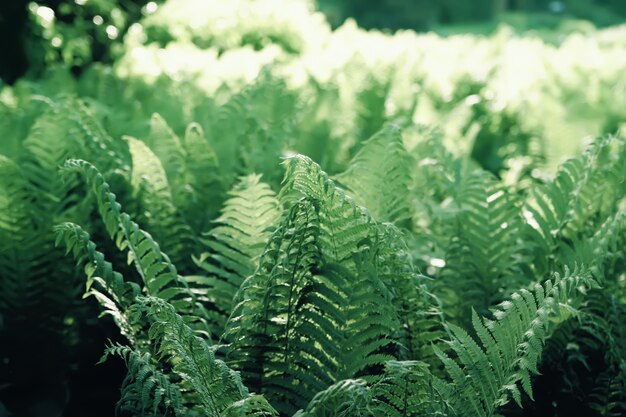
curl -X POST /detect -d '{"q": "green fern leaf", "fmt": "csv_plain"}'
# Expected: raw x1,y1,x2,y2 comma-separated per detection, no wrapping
192,174,281,333
180,122,225,230
438,267,596,417
101,343,187,417
334,124,413,223
140,296,270,416
54,222,140,341
60,159,210,338
126,135,196,268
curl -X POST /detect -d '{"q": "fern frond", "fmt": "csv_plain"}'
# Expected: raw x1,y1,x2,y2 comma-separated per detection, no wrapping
0,155,76,325
226,197,402,414
126,136,196,268
438,266,596,417
54,222,140,341
562,208,625,282
587,365,626,417
192,174,281,333
523,136,625,273
319,260,399,380
101,343,187,417
439,169,529,322
220,395,278,417
139,296,268,416
180,122,225,231
373,225,448,365
145,113,187,191
280,154,373,267
60,159,210,338
523,157,583,258
293,379,372,417
226,198,325,414
564,135,626,237
334,124,413,223
371,360,450,417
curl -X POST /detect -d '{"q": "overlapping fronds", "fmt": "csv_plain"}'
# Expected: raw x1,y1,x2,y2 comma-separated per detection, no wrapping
100,343,187,417
192,174,281,334
54,222,140,341
523,136,625,273
126,136,196,267
139,296,276,416
60,159,210,337
280,154,373,266
145,113,187,191
0,156,55,316
226,155,440,415
293,379,372,417
437,267,596,416
587,366,626,417
180,122,225,230
370,360,450,417
225,198,326,414
439,169,528,321
4,4,626,416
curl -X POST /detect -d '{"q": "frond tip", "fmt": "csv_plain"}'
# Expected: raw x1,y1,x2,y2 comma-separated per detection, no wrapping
437,266,597,417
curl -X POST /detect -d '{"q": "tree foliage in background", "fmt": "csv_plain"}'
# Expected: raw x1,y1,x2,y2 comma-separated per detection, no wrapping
2,0,626,83
0,0,162,83
317,0,626,30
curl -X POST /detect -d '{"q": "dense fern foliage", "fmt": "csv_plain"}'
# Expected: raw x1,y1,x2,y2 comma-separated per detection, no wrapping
1,0,625,416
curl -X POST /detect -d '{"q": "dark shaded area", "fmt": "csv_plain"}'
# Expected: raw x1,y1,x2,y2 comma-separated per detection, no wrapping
0,0,29,84
0,296,128,417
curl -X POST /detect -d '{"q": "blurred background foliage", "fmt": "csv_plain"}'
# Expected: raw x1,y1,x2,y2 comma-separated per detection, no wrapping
2,0,626,83
319,0,626,31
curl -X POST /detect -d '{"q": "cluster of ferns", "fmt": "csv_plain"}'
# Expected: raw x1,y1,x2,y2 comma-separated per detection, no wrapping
1,89,624,416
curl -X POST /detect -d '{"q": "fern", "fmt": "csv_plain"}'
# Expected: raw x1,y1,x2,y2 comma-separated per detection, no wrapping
293,379,372,417
334,123,413,223
0,155,41,315
180,122,225,231
139,296,276,416
436,267,596,416
126,135,196,268
54,222,140,341
280,154,374,266
192,174,281,334
0,152,81,328
439,169,529,322
282,154,446,363
587,366,626,417
227,155,441,414
144,113,187,192
291,266,596,417
523,136,625,274
226,198,328,414
100,343,187,417
55,196,278,416
60,159,211,338
370,360,450,417
5,8,626,417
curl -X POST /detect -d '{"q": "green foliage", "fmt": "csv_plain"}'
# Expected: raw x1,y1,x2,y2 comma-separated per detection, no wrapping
23,0,163,75
334,123,413,223
60,159,212,338
100,343,186,416
1,1,625,416
438,268,595,415
193,174,281,334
